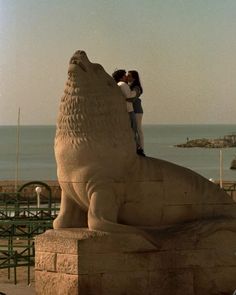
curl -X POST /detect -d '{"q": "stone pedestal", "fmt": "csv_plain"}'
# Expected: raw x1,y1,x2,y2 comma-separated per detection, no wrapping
35,228,236,295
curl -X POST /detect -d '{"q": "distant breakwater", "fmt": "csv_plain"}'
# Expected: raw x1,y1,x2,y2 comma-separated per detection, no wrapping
176,134,236,148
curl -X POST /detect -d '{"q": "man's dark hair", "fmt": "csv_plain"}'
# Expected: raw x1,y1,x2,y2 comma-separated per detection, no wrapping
112,69,126,83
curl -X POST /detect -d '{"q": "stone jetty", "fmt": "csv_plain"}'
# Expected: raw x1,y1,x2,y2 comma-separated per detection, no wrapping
176,134,236,148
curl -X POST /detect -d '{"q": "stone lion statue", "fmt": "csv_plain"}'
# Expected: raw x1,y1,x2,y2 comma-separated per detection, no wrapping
53,50,236,242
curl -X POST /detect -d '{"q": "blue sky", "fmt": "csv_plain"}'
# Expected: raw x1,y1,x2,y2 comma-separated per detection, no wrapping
1,0,236,124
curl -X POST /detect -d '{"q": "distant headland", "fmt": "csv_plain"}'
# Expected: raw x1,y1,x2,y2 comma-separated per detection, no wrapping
175,134,236,148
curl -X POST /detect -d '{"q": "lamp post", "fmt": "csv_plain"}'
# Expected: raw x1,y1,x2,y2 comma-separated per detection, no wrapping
35,186,42,208
219,150,223,188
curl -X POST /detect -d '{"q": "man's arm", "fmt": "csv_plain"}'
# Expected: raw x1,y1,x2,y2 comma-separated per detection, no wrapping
127,86,141,102
118,82,137,98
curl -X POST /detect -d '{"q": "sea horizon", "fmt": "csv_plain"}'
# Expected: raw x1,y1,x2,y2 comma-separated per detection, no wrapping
2,123,236,126
1,124,236,182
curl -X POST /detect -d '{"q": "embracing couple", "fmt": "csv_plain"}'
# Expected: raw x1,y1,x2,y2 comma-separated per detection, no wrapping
112,69,145,157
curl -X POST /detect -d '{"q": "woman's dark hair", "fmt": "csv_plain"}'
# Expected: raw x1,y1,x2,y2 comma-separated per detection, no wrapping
128,70,143,94
112,69,126,83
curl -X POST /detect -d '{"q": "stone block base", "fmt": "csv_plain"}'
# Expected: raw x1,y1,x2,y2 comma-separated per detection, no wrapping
35,227,236,295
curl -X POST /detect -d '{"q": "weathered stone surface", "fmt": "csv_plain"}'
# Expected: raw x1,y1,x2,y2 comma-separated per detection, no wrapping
35,271,78,295
57,254,78,274
53,50,236,237
36,50,236,294
35,228,156,254
35,228,236,294
193,267,236,295
35,252,56,271
78,274,102,295
149,270,194,295
102,271,149,295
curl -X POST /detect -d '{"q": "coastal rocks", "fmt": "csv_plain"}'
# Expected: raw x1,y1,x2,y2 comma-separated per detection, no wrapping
176,134,236,148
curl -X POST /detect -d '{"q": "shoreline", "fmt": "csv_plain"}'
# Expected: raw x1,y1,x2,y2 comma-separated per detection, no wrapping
0,179,236,198
0,180,61,200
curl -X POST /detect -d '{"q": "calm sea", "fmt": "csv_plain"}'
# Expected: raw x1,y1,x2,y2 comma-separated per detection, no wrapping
1,124,236,181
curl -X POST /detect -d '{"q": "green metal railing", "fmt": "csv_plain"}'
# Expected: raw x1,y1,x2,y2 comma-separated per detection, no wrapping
0,181,60,285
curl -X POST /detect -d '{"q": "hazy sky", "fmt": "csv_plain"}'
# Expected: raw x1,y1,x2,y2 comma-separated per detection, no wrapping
1,0,236,125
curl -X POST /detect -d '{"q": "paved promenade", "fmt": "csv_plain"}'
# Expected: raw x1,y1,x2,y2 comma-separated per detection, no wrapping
0,283,35,295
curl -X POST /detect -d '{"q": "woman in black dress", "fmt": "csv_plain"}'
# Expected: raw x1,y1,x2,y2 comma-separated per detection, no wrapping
127,70,145,156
